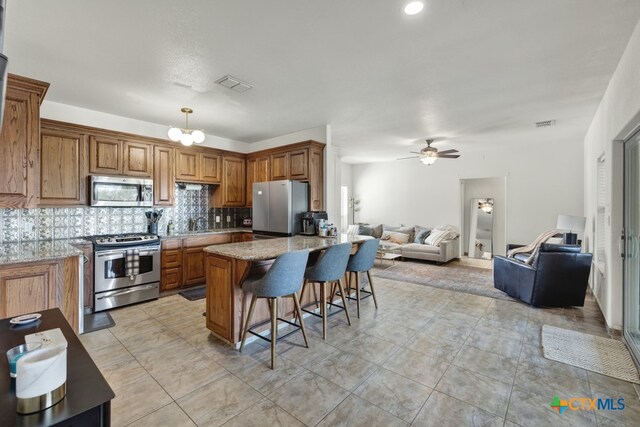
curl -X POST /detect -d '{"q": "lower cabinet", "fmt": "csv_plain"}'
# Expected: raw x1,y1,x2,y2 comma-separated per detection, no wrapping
183,246,206,287
161,268,182,291
205,255,232,340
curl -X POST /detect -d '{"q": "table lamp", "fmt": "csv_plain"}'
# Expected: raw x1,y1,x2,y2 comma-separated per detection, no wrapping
556,214,586,245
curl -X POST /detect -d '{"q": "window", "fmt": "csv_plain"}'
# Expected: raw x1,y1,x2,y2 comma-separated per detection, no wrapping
596,155,606,269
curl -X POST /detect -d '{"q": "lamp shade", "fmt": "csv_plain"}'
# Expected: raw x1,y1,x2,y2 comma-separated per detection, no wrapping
556,214,586,232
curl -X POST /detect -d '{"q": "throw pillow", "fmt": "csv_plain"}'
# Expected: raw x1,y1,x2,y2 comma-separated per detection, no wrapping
358,225,373,236
415,229,431,244
414,225,431,243
372,224,383,238
424,229,450,247
386,231,410,244
383,225,414,242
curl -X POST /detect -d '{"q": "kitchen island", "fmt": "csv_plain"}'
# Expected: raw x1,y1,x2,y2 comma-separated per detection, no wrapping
203,234,372,346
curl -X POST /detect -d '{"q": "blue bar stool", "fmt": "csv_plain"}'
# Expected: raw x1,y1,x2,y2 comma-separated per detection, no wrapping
300,242,352,340
239,250,310,369
345,239,380,318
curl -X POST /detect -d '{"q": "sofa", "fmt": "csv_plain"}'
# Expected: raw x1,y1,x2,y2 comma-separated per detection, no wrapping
493,243,592,307
358,224,460,263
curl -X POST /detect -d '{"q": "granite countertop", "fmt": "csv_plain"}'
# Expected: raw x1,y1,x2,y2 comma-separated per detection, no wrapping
159,228,251,239
0,239,86,266
204,234,373,261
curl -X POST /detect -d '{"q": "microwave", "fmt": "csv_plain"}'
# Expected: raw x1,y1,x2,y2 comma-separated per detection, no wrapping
90,175,153,207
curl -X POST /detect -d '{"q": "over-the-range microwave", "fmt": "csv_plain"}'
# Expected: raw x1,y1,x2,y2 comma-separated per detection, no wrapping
90,175,153,207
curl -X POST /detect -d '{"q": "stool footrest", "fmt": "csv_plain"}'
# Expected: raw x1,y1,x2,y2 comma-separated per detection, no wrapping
247,317,302,343
301,301,347,318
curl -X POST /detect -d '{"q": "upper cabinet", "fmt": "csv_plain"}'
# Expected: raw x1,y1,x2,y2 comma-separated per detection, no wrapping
89,136,152,177
211,156,245,207
39,122,87,206
270,152,288,180
288,148,309,180
175,148,221,184
153,145,174,206
123,140,153,177
0,74,49,208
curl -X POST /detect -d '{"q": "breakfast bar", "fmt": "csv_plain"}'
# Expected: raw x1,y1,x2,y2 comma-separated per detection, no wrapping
203,234,372,346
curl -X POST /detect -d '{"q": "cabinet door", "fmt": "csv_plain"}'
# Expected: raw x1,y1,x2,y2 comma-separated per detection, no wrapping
161,249,182,269
223,157,246,207
0,263,57,318
256,156,270,182
309,146,324,210
175,149,200,181
201,153,221,183
154,145,174,205
123,140,153,176
0,87,39,208
161,268,183,291
270,152,288,180
206,255,232,340
245,158,256,207
183,246,206,286
39,127,87,206
90,135,123,175
289,148,309,180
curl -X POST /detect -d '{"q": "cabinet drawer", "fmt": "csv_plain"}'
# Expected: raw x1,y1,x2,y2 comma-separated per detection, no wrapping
161,267,182,291
182,234,232,248
162,249,182,269
162,238,182,250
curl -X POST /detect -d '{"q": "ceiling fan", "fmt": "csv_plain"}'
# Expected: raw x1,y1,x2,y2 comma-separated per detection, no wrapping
398,139,460,165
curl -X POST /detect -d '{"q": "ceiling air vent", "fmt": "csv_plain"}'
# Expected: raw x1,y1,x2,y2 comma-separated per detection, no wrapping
215,75,253,93
535,120,556,128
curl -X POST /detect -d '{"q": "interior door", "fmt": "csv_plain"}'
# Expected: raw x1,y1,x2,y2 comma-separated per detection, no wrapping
624,129,640,363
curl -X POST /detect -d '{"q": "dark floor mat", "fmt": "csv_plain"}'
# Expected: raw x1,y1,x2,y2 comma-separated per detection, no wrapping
179,285,206,301
83,311,115,333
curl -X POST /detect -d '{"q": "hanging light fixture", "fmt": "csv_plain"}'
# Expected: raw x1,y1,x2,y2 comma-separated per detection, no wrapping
419,152,437,165
168,108,205,146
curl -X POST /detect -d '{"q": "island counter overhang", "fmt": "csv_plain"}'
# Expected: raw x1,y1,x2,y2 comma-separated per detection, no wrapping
203,234,373,346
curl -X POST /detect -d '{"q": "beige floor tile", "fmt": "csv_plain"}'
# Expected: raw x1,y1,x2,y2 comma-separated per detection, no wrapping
109,306,153,326
412,390,503,427
79,328,119,351
405,333,463,361
464,326,522,359
518,343,588,381
309,350,378,391
513,365,591,398
127,402,196,427
234,354,306,395
177,374,262,426
353,367,432,423
590,386,640,426
278,334,340,368
223,398,305,427
87,341,134,370
338,332,398,364
587,371,639,396
110,372,173,427
132,337,203,373
268,371,350,426
109,316,166,341
436,365,512,418
506,387,597,427
382,347,450,388
117,326,179,354
99,358,148,392
452,345,518,384
316,394,407,427
150,353,228,399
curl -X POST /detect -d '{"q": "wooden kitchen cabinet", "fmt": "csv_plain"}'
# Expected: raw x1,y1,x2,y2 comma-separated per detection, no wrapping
39,124,88,206
161,268,182,291
123,140,153,176
0,74,49,208
89,135,123,175
183,246,206,287
270,152,288,180
160,238,182,292
175,149,200,181
288,148,309,180
154,145,174,206
201,153,221,183
206,255,233,340
246,158,256,207
211,156,245,207
309,145,324,210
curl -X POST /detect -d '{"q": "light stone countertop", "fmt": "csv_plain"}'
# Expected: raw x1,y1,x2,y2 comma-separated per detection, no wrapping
204,234,373,261
0,239,87,266
158,228,250,239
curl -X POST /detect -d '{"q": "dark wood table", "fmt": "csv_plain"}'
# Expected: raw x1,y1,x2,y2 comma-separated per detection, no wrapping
0,308,114,426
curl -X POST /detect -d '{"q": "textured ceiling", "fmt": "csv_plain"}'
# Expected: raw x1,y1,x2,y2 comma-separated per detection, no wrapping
5,0,640,162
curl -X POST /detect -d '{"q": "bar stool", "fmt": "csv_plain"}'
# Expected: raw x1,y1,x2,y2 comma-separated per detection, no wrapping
345,239,380,318
240,250,310,369
300,242,352,340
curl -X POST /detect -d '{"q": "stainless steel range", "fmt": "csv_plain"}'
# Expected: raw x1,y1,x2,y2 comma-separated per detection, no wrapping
86,233,160,312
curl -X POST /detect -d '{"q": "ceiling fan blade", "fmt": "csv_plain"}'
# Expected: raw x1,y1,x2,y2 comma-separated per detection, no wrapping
409,151,422,154
437,149,459,155
397,156,420,160
437,154,460,159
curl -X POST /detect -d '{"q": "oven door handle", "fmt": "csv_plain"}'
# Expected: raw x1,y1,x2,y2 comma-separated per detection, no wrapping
96,250,127,258
96,285,157,300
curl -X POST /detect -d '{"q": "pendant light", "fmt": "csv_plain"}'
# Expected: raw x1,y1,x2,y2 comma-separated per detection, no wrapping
168,108,205,146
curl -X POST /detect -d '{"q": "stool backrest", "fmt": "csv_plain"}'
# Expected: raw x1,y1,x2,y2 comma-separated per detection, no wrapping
347,238,380,272
258,250,310,297
306,242,352,282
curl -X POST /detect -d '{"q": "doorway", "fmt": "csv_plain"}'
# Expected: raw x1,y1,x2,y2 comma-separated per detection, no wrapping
624,129,640,363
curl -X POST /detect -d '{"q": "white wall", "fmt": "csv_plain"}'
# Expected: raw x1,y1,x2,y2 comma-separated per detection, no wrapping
584,19,640,330
247,125,328,152
461,177,507,256
41,101,250,153
352,140,583,248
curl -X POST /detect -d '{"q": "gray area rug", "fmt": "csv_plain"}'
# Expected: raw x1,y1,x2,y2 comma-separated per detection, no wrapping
370,260,514,301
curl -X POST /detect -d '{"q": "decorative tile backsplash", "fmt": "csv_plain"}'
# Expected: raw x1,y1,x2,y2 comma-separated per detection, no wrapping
0,184,252,244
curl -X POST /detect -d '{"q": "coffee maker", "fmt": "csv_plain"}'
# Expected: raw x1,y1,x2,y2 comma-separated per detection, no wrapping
301,211,328,235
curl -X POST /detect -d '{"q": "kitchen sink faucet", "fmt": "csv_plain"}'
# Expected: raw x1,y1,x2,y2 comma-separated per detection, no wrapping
188,216,207,231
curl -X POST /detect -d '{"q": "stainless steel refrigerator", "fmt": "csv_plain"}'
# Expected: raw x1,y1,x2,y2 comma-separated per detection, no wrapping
252,180,308,235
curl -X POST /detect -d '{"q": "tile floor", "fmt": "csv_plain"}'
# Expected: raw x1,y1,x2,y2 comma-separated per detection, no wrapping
80,276,640,427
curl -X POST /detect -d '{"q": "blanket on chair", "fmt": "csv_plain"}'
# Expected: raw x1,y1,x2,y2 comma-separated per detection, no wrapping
507,229,560,264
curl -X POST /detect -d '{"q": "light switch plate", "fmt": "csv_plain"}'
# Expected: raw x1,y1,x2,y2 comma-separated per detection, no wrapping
226,216,231,222
215,216,221,223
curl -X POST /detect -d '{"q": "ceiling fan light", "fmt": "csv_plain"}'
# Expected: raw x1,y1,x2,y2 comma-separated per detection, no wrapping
192,130,205,144
420,156,437,165
180,133,194,146
404,1,424,15
168,127,182,142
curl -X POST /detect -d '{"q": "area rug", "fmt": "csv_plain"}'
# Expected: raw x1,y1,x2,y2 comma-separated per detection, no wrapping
179,285,206,301
542,325,640,384
370,260,513,301
83,311,115,333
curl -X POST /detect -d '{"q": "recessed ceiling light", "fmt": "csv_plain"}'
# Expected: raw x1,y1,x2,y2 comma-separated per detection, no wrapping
404,1,424,16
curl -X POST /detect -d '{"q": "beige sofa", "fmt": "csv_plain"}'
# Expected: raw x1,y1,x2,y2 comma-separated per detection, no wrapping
360,224,461,264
